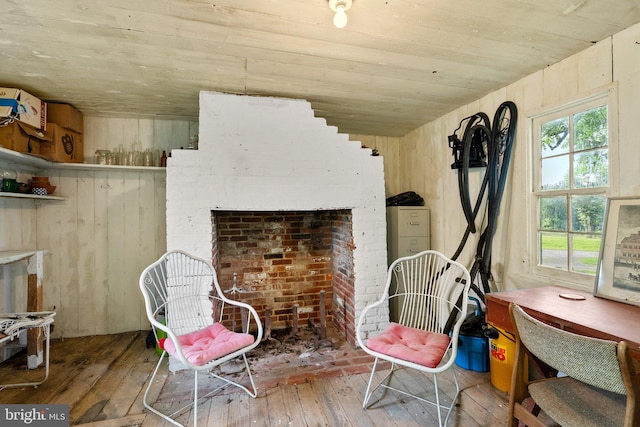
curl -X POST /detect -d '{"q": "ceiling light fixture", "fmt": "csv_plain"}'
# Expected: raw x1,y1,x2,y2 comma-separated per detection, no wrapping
329,0,352,29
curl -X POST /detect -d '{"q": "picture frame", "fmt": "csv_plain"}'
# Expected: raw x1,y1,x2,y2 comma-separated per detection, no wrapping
594,196,640,306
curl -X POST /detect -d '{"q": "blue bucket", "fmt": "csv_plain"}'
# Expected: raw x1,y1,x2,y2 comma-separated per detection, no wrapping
455,297,489,372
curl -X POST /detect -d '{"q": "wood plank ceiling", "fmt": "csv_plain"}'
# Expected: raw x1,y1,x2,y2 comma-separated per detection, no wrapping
1,0,640,137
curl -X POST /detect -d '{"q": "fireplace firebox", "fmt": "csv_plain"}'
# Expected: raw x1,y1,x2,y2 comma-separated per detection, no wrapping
212,209,355,343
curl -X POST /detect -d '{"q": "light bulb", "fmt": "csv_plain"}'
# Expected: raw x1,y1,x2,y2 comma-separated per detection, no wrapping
333,5,348,28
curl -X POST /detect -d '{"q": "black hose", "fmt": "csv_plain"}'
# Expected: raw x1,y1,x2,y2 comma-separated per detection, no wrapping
451,101,517,300
461,123,491,233
442,102,517,335
452,114,490,258
479,102,517,294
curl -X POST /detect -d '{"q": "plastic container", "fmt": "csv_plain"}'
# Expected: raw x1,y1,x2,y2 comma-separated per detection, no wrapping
455,297,489,372
456,333,489,372
488,323,517,392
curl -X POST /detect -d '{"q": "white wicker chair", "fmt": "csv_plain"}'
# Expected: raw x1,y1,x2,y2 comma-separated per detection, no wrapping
139,250,263,427
356,250,471,427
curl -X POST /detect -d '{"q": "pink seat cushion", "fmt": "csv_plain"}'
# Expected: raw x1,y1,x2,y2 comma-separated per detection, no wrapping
160,323,255,366
366,322,451,368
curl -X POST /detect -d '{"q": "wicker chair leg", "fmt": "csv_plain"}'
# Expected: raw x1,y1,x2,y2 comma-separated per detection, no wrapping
143,352,186,427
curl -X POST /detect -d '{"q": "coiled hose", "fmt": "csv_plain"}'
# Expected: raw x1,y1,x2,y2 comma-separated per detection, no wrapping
453,101,518,301
443,102,517,335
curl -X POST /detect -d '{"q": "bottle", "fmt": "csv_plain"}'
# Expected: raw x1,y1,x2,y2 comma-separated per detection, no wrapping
160,150,167,167
188,134,198,149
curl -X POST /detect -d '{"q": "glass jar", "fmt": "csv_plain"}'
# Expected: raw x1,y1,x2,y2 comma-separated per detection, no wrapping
95,150,110,165
143,149,153,167
0,169,18,192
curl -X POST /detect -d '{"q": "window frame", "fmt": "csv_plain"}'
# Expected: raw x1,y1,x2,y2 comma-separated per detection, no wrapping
529,84,618,288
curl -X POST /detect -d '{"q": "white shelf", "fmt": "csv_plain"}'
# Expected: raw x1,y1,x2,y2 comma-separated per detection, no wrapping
0,147,165,172
0,192,65,201
0,147,51,170
57,162,165,172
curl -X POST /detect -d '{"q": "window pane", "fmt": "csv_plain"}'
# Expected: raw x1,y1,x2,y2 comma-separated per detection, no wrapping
535,95,611,277
570,233,601,275
571,195,606,233
574,105,607,151
541,156,569,190
540,231,568,269
540,196,567,231
541,117,569,158
573,149,608,188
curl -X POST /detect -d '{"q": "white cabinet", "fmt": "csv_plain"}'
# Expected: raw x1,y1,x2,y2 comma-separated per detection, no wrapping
386,206,430,264
386,206,430,323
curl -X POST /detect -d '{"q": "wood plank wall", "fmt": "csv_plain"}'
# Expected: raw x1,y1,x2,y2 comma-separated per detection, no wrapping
0,117,197,338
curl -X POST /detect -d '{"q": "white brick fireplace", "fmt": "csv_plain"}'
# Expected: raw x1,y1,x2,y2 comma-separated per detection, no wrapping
165,91,388,346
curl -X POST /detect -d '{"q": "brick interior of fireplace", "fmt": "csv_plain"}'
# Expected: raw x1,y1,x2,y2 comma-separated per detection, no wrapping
211,210,357,345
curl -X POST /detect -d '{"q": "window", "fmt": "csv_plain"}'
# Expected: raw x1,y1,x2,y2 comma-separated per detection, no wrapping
532,89,616,277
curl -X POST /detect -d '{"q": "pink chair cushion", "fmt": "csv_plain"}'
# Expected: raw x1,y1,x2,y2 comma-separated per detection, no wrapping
366,322,451,368
159,323,255,366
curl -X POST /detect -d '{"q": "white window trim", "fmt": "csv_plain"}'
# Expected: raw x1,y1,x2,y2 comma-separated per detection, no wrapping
528,83,619,290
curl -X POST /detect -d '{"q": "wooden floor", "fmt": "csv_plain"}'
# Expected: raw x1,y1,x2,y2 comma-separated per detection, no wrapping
0,331,511,426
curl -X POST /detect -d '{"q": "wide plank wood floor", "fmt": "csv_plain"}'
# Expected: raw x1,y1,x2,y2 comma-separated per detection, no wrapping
0,331,511,426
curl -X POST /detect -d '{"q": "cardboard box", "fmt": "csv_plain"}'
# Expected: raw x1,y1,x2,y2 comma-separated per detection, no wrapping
46,103,83,133
0,87,46,131
0,121,49,155
41,123,83,163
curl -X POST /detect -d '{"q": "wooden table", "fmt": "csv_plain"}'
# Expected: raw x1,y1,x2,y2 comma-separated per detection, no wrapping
0,250,48,368
485,285,640,360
